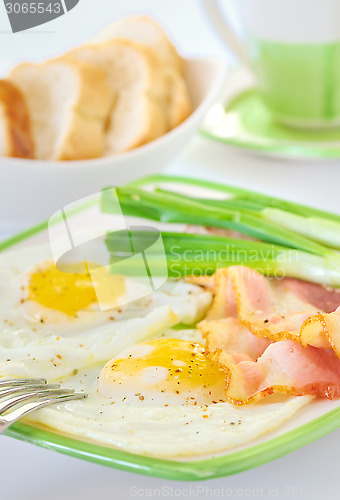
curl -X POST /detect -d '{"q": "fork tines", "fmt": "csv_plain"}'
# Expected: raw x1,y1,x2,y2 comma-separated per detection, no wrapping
0,379,47,387
0,379,86,433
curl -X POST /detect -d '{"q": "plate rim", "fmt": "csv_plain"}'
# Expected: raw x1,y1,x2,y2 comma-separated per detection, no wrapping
201,127,340,160
5,405,340,481
1,188,340,481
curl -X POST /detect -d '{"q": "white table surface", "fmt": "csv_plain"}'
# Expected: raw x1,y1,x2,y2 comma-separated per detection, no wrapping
1,1,340,499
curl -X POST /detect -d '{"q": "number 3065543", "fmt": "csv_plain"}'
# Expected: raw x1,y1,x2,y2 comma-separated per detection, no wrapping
5,3,62,14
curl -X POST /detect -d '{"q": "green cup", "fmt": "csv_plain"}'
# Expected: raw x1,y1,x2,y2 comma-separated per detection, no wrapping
201,0,340,129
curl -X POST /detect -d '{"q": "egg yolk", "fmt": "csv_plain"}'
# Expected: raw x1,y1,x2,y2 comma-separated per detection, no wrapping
27,262,125,316
98,338,227,406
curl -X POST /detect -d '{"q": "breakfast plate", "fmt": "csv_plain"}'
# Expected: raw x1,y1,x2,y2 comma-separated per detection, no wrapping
1,175,340,481
201,67,340,159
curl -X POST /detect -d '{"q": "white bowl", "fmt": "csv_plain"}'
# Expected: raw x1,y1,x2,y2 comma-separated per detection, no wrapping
0,57,228,230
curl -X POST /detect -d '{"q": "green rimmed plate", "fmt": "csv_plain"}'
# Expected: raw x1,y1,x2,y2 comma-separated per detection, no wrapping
201,68,340,159
1,180,340,481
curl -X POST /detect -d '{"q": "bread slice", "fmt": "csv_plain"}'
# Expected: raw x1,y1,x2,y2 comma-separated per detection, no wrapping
90,16,192,131
91,15,184,75
8,59,111,161
163,67,192,129
66,39,170,155
0,79,34,159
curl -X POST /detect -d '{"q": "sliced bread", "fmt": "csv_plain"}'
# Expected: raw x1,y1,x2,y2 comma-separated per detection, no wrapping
163,67,192,129
66,39,170,155
0,79,34,159
8,59,111,161
90,15,192,131
91,15,184,75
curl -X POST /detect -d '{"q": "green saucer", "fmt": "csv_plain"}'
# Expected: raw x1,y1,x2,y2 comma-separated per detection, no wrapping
201,70,340,159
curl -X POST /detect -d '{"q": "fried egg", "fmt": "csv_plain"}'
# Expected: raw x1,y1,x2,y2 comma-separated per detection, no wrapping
24,329,313,458
19,260,126,330
0,244,211,380
98,338,227,406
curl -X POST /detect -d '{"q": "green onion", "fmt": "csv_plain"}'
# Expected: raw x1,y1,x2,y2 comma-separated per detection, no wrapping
262,208,340,250
108,186,330,255
101,175,340,287
129,174,340,222
105,231,340,286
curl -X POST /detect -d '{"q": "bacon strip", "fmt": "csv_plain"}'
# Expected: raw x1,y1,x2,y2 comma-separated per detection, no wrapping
197,266,340,404
201,317,271,363
206,267,340,356
225,340,340,404
199,317,340,404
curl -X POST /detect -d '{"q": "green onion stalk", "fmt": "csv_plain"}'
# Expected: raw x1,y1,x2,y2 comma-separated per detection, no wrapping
101,175,340,287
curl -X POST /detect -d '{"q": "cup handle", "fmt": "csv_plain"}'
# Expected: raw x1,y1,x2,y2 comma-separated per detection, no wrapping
200,0,251,69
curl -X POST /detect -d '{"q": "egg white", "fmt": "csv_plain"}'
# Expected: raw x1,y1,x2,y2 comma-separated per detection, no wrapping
24,329,312,458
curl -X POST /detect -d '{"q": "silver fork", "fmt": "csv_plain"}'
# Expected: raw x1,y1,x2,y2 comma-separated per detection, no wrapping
0,379,86,434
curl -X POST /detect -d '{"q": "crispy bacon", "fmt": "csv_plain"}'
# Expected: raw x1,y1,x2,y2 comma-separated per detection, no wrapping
206,266,340,356
199,317,340,404
200,317,271,363
282,278,340,313
198,266,340,404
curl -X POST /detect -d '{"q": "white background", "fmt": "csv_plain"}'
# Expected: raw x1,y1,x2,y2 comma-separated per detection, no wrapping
1,1,340,499
0,0,228,73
